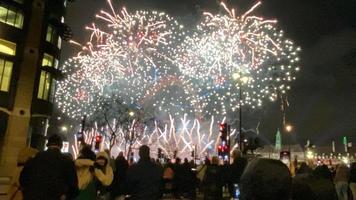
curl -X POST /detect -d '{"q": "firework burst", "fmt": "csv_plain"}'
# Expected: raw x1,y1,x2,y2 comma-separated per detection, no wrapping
175,1,300,116
56,0,190,118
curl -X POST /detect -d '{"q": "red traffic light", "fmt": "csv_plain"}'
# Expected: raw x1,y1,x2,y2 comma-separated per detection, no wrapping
95,135,102,142
219,123,227,131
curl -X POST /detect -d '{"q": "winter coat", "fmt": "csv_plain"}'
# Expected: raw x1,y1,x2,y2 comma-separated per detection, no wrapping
20,147,79,200
201,164,224,199
7,147,38,200
228,157,247,197
334,165,349,183
126,158,163,200
74,158,96,200
75,159,95,190
111,156,129,197
94,152,114,187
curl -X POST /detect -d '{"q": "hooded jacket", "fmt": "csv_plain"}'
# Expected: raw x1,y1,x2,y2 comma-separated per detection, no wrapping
75,158,95,190
94,151,114,186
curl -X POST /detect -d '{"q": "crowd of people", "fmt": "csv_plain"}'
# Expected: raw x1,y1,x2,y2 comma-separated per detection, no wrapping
5,134,356,200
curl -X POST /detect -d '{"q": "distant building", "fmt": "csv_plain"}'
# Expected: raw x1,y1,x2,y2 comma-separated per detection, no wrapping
0,0,72,175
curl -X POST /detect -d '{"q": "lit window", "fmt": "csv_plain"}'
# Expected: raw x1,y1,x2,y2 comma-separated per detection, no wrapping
57,36,62,49
46,25,61,48
37,70,52,100
54,59,59,69
42,53,54,67
50,79,56,102
46,25,53,42
0,58,13,92
0,5,24,29
0,39,16,56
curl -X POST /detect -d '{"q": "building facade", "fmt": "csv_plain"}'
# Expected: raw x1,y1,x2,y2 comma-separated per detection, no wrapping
0,0,71,175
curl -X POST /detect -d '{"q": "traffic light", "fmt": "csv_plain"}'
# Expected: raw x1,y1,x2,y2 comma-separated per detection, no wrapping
220,123,228,141
94,135,102,151
218,123,230,161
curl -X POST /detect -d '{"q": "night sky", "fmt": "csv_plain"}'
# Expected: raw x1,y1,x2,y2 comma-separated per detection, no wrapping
62,0,356,147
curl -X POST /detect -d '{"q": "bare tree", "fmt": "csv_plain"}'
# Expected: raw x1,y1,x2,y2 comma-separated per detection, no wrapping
89,95,151,155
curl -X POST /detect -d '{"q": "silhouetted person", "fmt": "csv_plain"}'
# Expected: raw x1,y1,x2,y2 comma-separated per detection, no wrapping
307,165,338,200
181,158,197,199
94,151,114,199
201,156,224,200
75,144,97,200
20,134,78,200
228,150,247,197
126,145,163,200
349,162,356,199
314,165,333,181
334,164,349,200
240,158,292,200
111,151,129,199
173,157,184,198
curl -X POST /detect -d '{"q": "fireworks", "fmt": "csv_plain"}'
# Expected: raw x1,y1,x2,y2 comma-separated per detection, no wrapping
56,0,191,119
175,1,300,116
56,0,300,119
71,114,237,159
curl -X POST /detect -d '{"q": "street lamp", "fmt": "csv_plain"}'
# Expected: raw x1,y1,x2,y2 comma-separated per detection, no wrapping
60,126,68,132
128,111,135,117
285,124,293,132
232,72,250,153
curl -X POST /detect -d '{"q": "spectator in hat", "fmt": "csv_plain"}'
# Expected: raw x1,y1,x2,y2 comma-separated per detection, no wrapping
20,134,79,200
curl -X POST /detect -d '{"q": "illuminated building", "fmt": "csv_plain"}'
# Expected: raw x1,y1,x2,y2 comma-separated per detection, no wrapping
0,0,72,175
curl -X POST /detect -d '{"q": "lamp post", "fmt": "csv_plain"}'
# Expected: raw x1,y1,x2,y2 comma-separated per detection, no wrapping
239,84,243,153
233,73,249,153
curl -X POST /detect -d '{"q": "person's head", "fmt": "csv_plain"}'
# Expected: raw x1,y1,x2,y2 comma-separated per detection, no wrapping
313,165,332,180
232,149,242,162
118,151,124,158
96,151,109,166
46,134,63,149
79,144,96,160
240,158,292,200
175,157,181,164
211,156,219,165
139,145,150,160
17,147,38,166
184,158,188,164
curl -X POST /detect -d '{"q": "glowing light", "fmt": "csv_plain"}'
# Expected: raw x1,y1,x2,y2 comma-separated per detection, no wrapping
128,111,135,117
285,124,293,132
61,126,68,132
